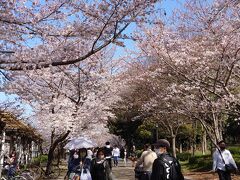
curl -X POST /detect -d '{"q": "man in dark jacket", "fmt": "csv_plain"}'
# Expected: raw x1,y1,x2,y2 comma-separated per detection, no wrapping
103,141,113,169
151,139,184,180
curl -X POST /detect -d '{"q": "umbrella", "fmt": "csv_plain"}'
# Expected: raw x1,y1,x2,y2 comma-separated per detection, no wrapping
64,137,96,150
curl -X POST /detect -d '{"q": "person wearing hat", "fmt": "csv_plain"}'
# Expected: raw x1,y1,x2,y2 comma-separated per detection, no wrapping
151,139,184,180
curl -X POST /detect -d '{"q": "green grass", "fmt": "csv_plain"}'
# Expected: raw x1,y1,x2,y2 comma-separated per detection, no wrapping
179,148,240,172
228,146,240,155
180,154,212,172
179,161,190,173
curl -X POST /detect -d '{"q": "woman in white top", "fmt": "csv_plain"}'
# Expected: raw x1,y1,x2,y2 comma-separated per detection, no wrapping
112,146,120,167
212,140,238,180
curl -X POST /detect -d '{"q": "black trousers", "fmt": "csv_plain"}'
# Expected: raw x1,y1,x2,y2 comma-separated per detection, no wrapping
140,171,151,180
106,158,112,169
217,169,231,180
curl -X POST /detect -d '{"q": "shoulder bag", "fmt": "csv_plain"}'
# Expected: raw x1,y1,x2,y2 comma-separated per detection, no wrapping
217,148,236,173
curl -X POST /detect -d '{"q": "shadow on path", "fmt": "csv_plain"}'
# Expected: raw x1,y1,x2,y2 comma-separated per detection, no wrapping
55,159,240,180
112,161,240,180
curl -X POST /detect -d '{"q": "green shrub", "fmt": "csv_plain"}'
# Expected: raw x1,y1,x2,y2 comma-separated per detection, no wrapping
135,150,143,158
184,148,240,171
177,152,191,161
187,155,213,171
233,155,240,168
31,155,48,165
228,146,240,168
188,156,197,164
228,146,240,155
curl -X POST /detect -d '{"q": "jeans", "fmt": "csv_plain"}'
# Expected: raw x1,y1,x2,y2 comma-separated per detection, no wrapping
217,169,231,180
7,165,16,178
113,156,118,166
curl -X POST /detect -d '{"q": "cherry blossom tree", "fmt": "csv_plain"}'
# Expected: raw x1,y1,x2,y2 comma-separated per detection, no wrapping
2,48,123,173
122,59,189,157
0,0,160,71
133,0,240,144
0,0,162,172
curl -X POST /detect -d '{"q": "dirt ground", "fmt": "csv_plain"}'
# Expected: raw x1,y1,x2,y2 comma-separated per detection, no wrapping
184,171,240,180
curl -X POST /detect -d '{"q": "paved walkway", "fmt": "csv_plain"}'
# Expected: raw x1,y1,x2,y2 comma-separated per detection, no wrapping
56,161,135,180
112,161,135,180
55,160,240,180
111,161,240,180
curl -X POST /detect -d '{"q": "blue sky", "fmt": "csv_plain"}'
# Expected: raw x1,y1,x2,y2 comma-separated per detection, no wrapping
162,0,184,14
113,0,184,54
0,0,185,116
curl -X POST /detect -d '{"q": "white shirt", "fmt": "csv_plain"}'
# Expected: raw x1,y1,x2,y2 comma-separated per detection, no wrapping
136,149,157,171
112,147,120,157
212,149,237,171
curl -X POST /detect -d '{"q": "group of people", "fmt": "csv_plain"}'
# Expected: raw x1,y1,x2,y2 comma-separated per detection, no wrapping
135,139,184,180
1,139,238,180
135,139,239,180
104,142,128,168
66,141,121,180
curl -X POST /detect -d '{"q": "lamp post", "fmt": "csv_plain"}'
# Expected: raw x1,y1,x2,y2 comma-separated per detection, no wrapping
156,124,158,142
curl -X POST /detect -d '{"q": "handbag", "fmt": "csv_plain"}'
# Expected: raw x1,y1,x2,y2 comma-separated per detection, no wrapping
225,163,236,173
217,148,236,173
80,168,92,180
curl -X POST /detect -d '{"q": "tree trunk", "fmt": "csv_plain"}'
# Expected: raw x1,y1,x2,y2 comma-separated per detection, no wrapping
39,143,43,156
210,140,213,155
57,146,60,166
212,111,223,142
45,130,70,176
196,116,219,154
192,121,196,156
179,143,182,153
171,135,176,158
201,126,207,155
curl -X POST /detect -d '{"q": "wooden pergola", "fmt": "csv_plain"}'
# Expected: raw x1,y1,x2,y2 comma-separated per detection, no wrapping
0,111,43,168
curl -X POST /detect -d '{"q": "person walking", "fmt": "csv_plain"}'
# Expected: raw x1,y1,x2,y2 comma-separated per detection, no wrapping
67,149,81,178
136,144,157,180
112,145,120,167
151,139,184,180
90,148,113,180
129,145,137,167
213,140,239,180
104,141,113,169
124,148,127,166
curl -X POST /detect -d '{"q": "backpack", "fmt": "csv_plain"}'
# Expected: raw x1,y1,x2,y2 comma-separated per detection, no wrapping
158,154,183,180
